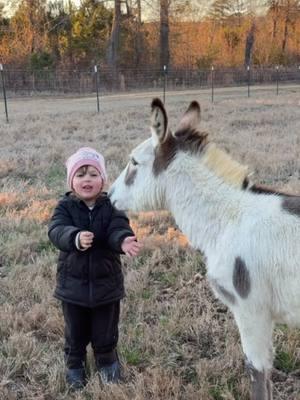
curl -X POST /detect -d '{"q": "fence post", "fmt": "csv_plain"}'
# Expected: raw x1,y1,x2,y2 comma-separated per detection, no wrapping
247,65,250,97
211,65,214,103
163,65,167,104
94,65,100,113
0,63,9,123
276,65,279,95
32,70,36,93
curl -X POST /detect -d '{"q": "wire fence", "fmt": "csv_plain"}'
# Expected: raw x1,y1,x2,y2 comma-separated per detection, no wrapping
1,65,300,96
1,64,300,123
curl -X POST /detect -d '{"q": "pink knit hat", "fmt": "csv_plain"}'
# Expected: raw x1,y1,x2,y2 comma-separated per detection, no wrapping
66,147,108,189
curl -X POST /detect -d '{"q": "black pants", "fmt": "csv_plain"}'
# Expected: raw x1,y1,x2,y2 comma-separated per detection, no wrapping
62,301,120,369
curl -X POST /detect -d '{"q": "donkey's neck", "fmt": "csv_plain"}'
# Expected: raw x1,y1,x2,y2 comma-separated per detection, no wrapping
166,152,248,253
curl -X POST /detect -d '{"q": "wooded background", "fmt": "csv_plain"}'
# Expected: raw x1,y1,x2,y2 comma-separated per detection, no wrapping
1,1,300,74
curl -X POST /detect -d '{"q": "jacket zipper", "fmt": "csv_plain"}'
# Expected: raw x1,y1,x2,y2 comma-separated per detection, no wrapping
88,210,93,306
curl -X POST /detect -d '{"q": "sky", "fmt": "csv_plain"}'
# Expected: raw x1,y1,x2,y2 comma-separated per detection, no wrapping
1,0,192,19
2,0,267,19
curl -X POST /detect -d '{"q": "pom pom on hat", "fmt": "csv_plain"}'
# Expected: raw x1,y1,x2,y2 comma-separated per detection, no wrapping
66,147,107,189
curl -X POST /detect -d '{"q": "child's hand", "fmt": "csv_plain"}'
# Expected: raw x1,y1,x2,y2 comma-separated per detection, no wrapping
79,231,94,249
121,236,142,257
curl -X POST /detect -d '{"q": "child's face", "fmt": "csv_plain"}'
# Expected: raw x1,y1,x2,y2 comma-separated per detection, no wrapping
72,165,103,205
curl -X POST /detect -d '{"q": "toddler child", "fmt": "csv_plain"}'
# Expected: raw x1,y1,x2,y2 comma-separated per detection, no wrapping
48,147,142,390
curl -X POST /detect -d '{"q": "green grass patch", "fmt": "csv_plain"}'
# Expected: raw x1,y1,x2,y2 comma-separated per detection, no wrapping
208,385,224,400
141,288,152,300
36,239,55,254
46,164,65,193
149,270,177,287
121,346,148,366
181,366,198,384
274,349,300,373
159,315,169,327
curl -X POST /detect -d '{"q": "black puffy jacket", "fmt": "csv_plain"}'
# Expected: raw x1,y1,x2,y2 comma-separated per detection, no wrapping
48,192,134,307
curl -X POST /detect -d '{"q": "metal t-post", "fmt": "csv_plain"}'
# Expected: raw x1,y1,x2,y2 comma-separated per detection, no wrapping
0,64,9,123
94,65,100,113
211,66,214,103
247,65,250,97
163,65,167,104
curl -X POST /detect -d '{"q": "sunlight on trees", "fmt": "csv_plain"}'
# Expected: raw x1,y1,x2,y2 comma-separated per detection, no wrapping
1,0,300,69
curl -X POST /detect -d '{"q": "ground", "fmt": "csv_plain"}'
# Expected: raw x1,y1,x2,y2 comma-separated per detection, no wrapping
0,87,299,399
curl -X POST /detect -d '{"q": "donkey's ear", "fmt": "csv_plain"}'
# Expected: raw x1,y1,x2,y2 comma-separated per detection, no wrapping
150,98,169,146
174,101,201,136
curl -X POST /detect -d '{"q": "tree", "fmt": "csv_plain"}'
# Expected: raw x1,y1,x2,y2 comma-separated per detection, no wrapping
0,2,10,62
107,0,121,77
8,0,48,65
281,0,300,53
244,19,255,66
72,0,112,65
133,0,143,66
209,0,249,26
159,0,195,69
0,2,9,38
267,0,280,39
46,0,71,65
160,0,169,70
265,0,300,63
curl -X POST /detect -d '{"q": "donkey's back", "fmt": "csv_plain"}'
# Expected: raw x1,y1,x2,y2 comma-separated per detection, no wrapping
211,190,300,326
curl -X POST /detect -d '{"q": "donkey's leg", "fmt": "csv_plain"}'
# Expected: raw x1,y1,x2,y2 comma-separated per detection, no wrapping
246,363,273,400
234,312,274,400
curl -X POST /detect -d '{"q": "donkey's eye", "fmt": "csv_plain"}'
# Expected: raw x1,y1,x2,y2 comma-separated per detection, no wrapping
131,158,138,166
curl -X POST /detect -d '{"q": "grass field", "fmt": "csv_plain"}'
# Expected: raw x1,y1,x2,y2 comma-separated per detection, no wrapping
0,90,299,399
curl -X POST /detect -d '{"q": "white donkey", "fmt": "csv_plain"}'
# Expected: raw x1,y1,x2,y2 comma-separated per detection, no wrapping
109,98,300,400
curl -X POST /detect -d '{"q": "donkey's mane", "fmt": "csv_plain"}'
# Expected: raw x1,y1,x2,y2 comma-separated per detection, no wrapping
155,130,250,188
202,143,249,188
153,127,208,176
173,105,249,188
175,127,209,155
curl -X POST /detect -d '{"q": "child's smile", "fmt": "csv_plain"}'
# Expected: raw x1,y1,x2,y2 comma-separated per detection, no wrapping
72,166,103,205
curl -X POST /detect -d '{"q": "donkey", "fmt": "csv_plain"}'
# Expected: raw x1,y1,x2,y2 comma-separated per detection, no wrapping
109,98,300,400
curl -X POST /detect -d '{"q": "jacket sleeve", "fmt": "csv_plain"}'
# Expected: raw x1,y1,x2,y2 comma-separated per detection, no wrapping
48,201,80,252
106,206,135,253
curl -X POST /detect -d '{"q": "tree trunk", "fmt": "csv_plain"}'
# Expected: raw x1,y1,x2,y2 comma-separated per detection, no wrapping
160,0,169,71
282,12,289,52
134,0,143,67
107,0,121,85
267,1,280,39
271,1,279,40
66,0,74,66
244,21,255,67
272,17,277,39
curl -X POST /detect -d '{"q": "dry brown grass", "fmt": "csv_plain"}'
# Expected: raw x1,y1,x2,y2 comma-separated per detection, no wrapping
0,90,299,399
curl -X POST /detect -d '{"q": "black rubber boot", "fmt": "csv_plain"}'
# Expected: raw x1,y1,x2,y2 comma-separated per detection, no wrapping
98,360,121,384
66,368,86,390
